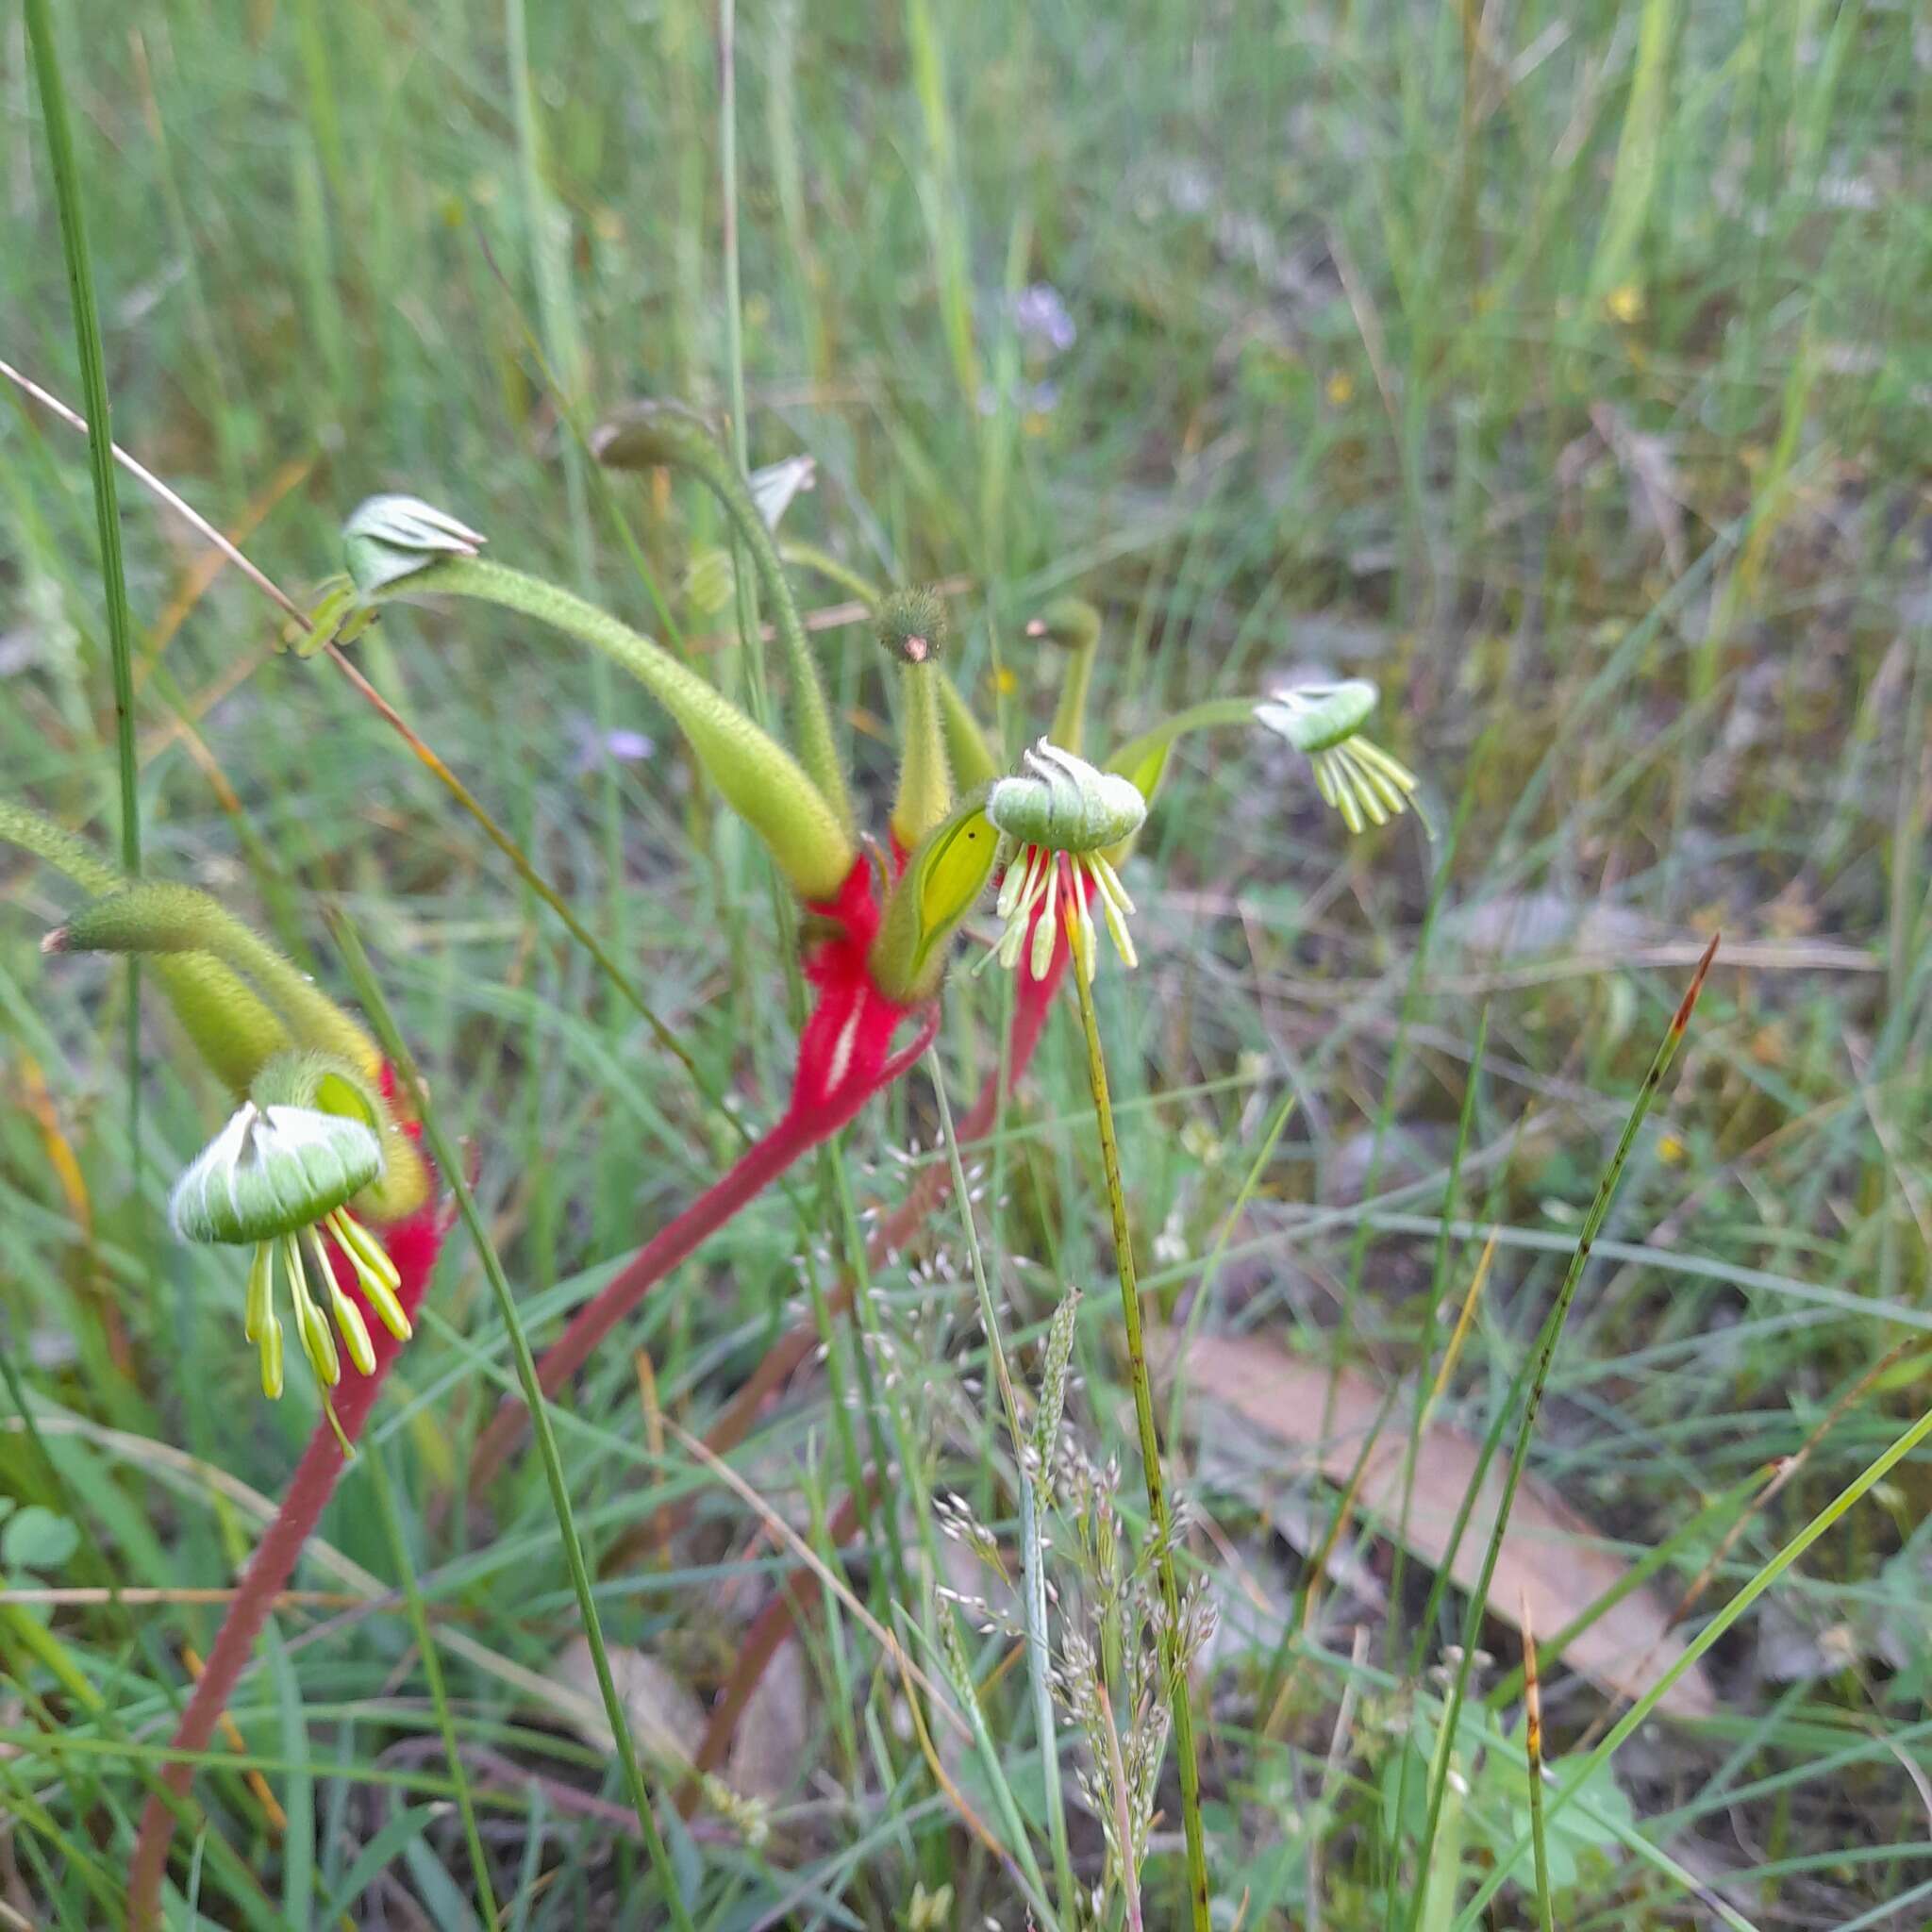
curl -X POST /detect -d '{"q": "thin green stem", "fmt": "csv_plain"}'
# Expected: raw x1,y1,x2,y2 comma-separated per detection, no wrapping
365,1441,500,1929
24,5,138,877
927,1045,1074,1918
1106,697,1257,790
1048,631,1098,757
1070,963,1212,1932
1389,1002,1489,1661
1521,1605,1555,1932
817,1141,911,1606
26,0,144,1216
1403,938,1718,1932
779,540,882,608
328,912,697,1932
504,0,626,1042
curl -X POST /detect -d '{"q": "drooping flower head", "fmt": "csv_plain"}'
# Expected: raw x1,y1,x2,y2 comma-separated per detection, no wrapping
985,740,1146,982
1254,680,1419,834
169,1053,412,1441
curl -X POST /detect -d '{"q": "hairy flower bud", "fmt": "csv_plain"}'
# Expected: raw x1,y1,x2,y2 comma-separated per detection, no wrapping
879,589,954,850
875,587,948,666
342,494,485,596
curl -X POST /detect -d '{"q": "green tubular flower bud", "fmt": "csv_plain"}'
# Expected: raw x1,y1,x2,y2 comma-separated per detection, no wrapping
938,672,1001,791
364,555,855,903
342,495,486,596
878,589,955,852
147,957,295,1096
1027,596,1102,756
45,881,379,1077
2,798,289,1091
593,402,854,836
869,790,1000,1005
44,881,429,1220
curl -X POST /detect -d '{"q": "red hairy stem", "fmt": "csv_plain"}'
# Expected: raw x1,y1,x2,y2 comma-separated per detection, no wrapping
128,1163,443,1930
467,860,933,1494
610,894,1075,1565
648,905,1080,1752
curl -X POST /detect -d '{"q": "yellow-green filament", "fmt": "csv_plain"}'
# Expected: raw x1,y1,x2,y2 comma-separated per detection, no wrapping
307,1226,376,1376
325,1208,411,1341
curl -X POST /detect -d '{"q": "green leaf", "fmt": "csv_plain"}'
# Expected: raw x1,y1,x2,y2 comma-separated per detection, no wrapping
3,1507,80,1573
869,797,999,1002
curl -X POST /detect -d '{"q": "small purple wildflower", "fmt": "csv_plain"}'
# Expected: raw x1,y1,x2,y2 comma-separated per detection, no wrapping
1013,282,1076,354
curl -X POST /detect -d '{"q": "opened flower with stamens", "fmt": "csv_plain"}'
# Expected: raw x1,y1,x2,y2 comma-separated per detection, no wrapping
1254,680,1420,834
985,740,1145,982
169,1058,412,1431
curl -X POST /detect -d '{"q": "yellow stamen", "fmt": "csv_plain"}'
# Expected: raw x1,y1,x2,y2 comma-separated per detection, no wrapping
258,1307,285,1401
326,1208,411,1341
1032,856,1060,980
308,1227,376,1377
284,1234,341,1390
244,1242,272,1344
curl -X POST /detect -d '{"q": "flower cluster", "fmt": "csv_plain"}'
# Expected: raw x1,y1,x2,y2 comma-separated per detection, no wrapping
168,1059,412,1437
986,741,1143,981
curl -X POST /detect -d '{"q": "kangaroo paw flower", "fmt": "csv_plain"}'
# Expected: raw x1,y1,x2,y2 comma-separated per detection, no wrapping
169,1063,413,1423
985,740,1146,983
1255,680,1420,834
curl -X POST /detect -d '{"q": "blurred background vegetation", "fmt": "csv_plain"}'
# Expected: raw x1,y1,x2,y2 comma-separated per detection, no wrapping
4,0,1930,1924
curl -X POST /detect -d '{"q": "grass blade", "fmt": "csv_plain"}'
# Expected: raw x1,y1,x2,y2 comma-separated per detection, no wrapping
1520,1591,1555,1932
24,0,140,881
1403,934,1719,1932
326,908,698,1932
25,0,145,1203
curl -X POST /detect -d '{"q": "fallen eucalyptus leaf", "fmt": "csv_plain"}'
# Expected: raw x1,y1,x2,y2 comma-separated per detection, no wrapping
1160,1330,1716,1720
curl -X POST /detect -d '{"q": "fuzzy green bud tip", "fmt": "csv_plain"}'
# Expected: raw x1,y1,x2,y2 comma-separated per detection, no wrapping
591,400,721,473
1025,596,1101,654
876,587,948,667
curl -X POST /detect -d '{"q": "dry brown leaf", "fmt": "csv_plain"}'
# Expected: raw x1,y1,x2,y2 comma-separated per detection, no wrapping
550,1638,706,1762
724,1636,809,1803
1161,1330,1716,1720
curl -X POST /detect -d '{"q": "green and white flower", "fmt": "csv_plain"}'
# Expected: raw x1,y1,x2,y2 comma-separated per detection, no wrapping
985,740,1146,982
1254,680,1419,834
171,1091,410,1416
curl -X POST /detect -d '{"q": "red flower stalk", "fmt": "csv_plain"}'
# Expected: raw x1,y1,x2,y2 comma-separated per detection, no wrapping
608,891,1076,1570
128,1076,444,1931
468,858,937,1491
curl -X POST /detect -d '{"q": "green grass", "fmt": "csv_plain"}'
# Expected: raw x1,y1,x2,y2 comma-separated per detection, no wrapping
4,1,1931,1925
